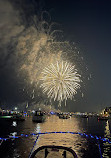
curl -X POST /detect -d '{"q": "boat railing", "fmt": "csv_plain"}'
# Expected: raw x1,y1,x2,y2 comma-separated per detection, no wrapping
0,131,110,158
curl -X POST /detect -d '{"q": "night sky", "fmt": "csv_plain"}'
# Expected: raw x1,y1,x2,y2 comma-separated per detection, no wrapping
0,0,111,112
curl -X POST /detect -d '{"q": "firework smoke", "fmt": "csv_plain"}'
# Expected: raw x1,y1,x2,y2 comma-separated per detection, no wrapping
0,0,87,105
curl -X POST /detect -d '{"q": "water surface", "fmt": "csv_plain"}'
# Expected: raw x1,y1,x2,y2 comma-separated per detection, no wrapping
0,115,111,158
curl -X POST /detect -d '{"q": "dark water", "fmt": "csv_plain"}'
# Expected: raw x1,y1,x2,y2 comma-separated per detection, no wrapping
0,115,111,158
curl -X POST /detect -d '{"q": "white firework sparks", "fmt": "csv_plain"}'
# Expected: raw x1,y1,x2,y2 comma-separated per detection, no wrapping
40,61,81,105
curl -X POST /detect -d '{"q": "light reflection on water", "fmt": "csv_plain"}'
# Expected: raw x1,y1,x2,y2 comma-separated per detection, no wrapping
102,120,111,158
12,121,17,127
32,116,86,158
0,115,111,158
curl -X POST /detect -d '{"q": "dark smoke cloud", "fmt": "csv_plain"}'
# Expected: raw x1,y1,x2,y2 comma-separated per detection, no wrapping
0,0,24,69
0,0,50,106
0,0,24,45
0,0,33,104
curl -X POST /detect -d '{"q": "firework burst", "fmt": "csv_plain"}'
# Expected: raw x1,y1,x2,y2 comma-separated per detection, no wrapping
13,10,85,103
40,61,81,105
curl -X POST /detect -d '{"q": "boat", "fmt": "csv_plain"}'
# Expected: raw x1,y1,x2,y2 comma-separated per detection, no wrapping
97,115,109,120
0,115,13,120
0,114,25,121
32,111,46,122
0,130,107,158
81,114,89,118
59,113,70,119
11,114,25,121
28,131,105,158
97,113,109,120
